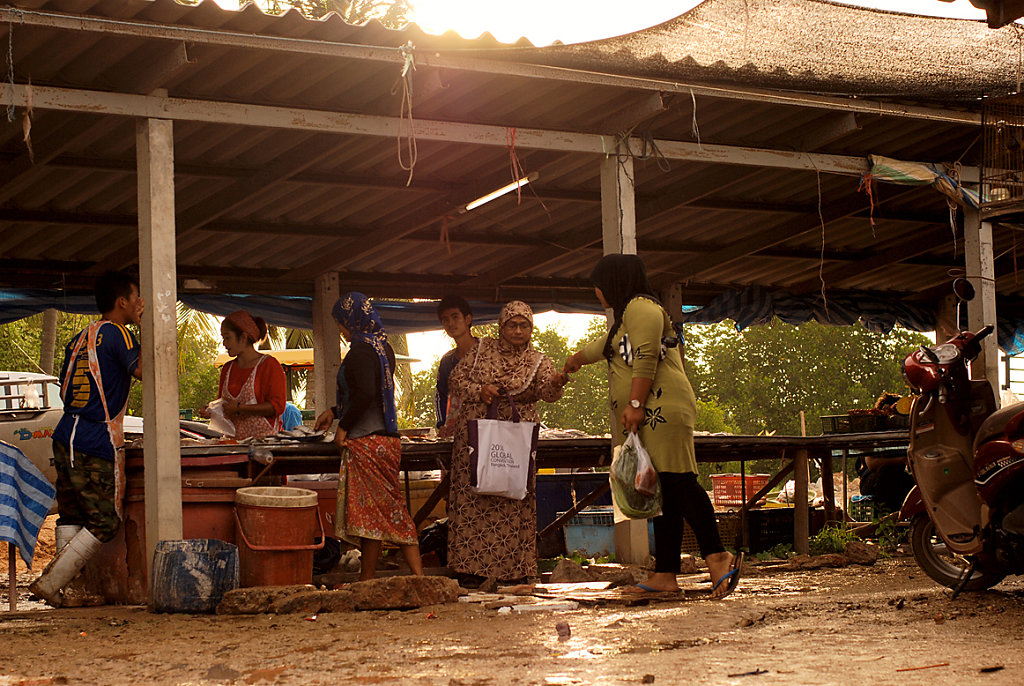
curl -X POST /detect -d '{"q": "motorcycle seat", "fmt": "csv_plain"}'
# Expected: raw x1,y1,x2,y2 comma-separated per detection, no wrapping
974,402,1024,451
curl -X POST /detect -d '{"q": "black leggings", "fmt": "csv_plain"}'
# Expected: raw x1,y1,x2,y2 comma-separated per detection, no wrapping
652,471,724,573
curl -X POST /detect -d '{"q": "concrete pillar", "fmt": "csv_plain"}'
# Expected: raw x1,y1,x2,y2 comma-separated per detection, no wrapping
137,115,182,579
600,144,647,563
964,207,999,403
600,148,636,256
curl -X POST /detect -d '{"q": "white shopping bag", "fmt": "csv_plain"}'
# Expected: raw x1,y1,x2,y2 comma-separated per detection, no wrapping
467,391,538,500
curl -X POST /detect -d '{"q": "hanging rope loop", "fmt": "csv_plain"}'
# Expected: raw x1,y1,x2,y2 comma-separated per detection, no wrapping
392,41,418,186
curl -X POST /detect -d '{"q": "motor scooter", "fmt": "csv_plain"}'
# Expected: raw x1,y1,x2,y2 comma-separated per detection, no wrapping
900,279,1024,594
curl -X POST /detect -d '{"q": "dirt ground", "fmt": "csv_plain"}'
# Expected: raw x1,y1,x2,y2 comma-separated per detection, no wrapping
4,522,1024,685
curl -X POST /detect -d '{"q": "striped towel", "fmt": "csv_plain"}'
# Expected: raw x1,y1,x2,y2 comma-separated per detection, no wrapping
0,440,56,568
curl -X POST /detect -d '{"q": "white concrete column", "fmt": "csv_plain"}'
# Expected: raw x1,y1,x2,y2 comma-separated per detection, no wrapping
964,207,999,401
137,115,182,578
312,272,341,416
600,147,636,255
600,146,647,562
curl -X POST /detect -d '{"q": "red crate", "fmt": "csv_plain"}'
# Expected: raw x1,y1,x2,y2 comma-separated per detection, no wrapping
711,473,771,507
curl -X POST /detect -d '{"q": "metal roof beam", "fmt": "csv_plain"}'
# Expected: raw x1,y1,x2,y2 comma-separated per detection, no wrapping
1,82,979,183
0,6,980,126
669,187,922,284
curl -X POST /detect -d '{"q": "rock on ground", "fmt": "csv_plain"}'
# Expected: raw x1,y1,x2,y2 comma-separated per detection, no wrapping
347,575,460,610
785,553,848,570
217,585,316,614
549,559,591,583
844,540,879,565
217,585,356,615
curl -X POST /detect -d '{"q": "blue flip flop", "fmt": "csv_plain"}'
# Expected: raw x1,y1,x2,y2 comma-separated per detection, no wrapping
710,553,743,599
625,583,681,595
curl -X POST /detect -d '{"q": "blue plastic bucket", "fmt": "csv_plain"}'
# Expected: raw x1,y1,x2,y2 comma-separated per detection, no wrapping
150,539,239,613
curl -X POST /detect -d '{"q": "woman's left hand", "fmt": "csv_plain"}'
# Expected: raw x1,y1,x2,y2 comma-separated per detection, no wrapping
222,397,241,418
333,427,348,450
621,405,645,433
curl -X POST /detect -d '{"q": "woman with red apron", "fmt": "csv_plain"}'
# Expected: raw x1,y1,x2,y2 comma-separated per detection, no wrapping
202,311,287,440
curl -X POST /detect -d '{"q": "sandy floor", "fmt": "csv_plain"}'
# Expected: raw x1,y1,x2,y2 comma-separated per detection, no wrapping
3,549,1023,685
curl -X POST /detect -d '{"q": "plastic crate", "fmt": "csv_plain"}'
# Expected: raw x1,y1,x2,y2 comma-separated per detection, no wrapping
561,507,654,558
710,473,771,507
848,414,886,433
848,495,876,522
820,415,850,434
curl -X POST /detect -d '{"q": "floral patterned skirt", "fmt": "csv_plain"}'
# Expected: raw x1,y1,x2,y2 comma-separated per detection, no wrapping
336,435,417,545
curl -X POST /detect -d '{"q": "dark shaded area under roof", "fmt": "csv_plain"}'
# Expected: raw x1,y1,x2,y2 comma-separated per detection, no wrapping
3,0,1024,334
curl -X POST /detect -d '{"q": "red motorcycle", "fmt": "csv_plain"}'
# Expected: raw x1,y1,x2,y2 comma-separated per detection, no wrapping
900,280,1024,594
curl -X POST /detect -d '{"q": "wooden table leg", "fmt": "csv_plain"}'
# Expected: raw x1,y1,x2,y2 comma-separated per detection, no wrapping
794,448,809,555
412,473,450,527
537,482,610,541
8,543,16,611
819,450,837,522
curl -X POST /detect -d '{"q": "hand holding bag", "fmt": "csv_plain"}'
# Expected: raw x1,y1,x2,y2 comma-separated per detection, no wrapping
467,389,539,500
610,432,662,518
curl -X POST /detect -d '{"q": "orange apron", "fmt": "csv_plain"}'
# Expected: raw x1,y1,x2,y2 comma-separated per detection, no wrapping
60,321,129,518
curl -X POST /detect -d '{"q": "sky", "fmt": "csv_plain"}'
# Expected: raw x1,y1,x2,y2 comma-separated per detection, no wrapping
410,1,990,45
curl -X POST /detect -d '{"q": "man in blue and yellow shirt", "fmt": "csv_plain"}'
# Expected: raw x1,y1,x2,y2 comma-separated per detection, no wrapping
30,271,144,607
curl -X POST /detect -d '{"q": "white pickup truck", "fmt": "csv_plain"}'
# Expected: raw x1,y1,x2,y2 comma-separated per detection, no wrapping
0,371,143,484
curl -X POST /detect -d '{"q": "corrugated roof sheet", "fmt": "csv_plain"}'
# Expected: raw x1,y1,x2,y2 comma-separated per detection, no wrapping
2,0,1023,323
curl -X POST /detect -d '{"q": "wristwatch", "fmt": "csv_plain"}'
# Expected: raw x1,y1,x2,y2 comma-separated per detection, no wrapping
629,399,642,409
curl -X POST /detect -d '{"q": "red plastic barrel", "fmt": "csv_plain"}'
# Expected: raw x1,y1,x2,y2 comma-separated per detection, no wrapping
234,487,324,587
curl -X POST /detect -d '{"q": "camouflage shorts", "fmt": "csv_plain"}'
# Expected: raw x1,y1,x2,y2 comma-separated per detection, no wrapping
51,440,121,542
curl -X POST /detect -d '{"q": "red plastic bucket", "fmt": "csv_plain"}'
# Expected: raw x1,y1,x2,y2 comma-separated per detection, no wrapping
234,487,324,587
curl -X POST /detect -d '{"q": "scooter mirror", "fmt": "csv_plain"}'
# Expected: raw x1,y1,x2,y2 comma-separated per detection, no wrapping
953,277,975,303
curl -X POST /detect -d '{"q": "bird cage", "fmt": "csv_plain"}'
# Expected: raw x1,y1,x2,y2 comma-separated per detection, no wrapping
981,94,1024,222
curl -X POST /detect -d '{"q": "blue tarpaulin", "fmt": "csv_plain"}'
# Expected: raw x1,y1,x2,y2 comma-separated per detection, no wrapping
0,289,603,335
677,286,1024,355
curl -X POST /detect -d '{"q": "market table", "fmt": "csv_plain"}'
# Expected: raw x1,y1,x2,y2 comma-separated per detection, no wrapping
131,430,909,555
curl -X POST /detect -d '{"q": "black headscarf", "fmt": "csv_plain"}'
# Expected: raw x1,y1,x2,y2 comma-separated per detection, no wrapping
589,254,660,360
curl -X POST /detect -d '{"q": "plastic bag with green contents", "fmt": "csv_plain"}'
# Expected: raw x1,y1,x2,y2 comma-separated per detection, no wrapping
610,432,662,518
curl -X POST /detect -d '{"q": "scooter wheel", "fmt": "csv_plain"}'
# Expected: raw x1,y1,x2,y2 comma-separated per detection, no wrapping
909,514,1005,591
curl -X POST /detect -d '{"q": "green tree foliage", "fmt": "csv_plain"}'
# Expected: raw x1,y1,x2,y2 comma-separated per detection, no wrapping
684,318,931,436
398,317,742,435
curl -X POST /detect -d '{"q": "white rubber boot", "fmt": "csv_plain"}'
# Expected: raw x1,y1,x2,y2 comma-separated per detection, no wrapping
54,524,82,552
29,529,103,608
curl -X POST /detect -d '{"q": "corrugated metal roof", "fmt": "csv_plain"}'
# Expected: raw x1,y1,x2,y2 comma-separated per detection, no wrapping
1,0,1022,323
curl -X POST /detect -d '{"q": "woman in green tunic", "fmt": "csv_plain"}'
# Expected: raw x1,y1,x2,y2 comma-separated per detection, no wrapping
564,254,740,598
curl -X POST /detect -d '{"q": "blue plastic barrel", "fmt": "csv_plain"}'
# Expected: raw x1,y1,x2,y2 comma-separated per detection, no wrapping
150,539,239,613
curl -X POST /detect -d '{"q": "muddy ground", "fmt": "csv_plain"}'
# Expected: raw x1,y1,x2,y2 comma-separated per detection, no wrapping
3,522,1024,685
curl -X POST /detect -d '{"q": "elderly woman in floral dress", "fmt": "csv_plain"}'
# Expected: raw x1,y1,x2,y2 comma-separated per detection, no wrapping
446,301,568,587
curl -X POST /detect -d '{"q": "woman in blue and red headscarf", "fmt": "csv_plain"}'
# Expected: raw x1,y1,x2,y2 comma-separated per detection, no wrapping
314,292,423,580
202,310,287,441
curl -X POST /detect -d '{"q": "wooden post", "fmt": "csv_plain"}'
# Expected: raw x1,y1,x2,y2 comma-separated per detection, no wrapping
312,272,341,416
137,114,182,581
964,207,999,403
39,309,58,375
793,448,810,554
660,284,683,324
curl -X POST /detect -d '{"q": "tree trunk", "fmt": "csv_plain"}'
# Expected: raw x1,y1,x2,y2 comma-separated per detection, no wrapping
39,309,58,375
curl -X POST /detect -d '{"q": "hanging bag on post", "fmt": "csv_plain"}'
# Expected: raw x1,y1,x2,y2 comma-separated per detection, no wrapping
467,389,538,500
